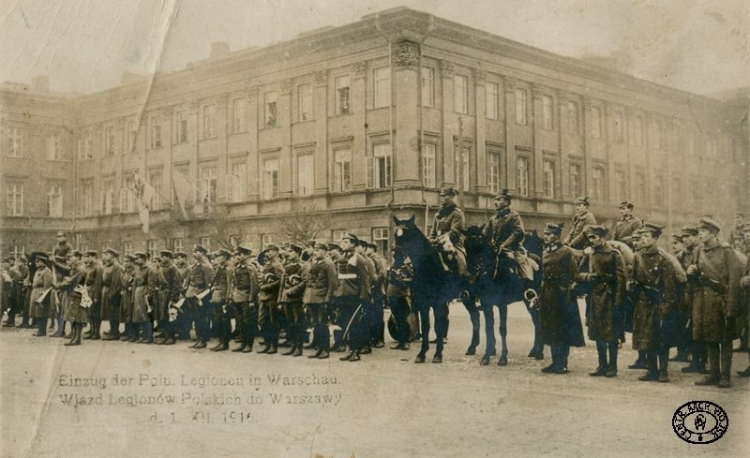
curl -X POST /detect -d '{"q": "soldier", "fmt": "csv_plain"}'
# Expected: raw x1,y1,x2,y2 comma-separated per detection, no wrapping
231,246,260,353
738,239,750,377
365,241,388,348
670,234,685,256
257,245,283,354
564,197,597,250
59,255,87,346
736,222,750,353
100,248,123,341
354,239,376,355
1,257,22,327
156,250,182,346
629,223,680,382
726,212,745,244
574,225,627,378
29,255,54,337
209,249,233,352
677,225,707,373
539,223,585,374
430,187,469,279
145,253,167,343
482,189,534,282
53,231,74,259
82,250,104,340
303,243,339,358
613,201,643,249
387,247,415,350
668,234,690,362
335,234,371,362
279,244,306,356
119,255,136,341
185,245,213,349
131,252,154,344
687,217,742,388
173,251,191,340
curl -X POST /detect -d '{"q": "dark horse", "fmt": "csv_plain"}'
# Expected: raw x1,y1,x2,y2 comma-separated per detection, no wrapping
393,215,463,363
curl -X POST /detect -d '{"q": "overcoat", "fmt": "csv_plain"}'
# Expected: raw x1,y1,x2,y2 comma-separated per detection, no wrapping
539,244,585,347
576,244,627,342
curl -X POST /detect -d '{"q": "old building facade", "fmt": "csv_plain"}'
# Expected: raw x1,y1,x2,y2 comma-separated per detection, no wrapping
1,8,747,257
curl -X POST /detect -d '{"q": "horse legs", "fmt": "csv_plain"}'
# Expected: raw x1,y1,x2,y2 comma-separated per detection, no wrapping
461,295,480,356
481,303,496,365
433,302,449,363
498,302,508,366
525,301,543,359
415,305,431,363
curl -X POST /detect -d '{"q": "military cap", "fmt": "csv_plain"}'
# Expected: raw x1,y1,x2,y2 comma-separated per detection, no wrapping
671,234,683,243
698,217,721,234
193,244,208,254
495,189,512,201
175,251,188,259
618,201,634,209
134,251,149,260
630,231,642,241
586,225,608,237
575,196,591,206
35,254,50,265
439,186,457,197
215,248,232,259
257,248,274,265
313,242,328,251
159,249,174,258
543,222,564,237
85,250,98,257
306,240,317,248
104,247,120,258
264,244,279,252
71,250,83,258
640,222,663,237
342,233,359,244
56,231,66,237
680,225,699,237
123,254,135,262
289,244,303,256
327,243,342,252
234,245,253,256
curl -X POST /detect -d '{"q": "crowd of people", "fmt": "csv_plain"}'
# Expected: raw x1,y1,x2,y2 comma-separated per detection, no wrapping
1,190,749,389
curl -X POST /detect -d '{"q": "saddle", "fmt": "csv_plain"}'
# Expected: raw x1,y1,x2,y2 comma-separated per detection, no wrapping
435,234,465,272
494,247,537,282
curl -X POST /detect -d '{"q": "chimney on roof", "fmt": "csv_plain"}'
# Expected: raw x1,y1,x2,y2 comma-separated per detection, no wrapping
210,41,231,59
31,75,49,92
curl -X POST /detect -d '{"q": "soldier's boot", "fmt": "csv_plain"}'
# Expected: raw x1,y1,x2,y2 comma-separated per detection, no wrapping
65,323,82,346
2,313,16,327
718,342,732,388
308,348,323,358
211,340,229,352
638,351,658,381
695,343,721,386
33,318,47,337
657,350,670,382
89,321,101,340
292,346,303,357
628,350,648,369
232,342,248,352
605,341,618,377
590,342,608,376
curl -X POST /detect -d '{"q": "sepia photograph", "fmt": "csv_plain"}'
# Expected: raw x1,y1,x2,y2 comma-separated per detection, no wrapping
1,1,748,456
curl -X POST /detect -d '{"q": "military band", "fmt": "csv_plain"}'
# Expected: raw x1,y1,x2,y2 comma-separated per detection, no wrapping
2,193,749,389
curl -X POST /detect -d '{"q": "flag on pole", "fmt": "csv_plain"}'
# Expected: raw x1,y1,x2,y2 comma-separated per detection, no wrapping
172,170,197,220
134,174,156,234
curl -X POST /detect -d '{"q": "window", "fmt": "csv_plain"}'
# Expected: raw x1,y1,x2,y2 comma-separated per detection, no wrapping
633,116,643,146
44,184,63,217
46,133,61,160
104,127,114,156
542,160,555,198
127,121,137,152
82,180,93,216
264,92,277,127
147,240,157,259
149,171,162,210
613,112,624,142
615,170,627,202
486,82,499,120
368,143,391,189
335,75,350,115
120,176,135,213
233,99,246,133
373,67,391,108
569,163,582,198
6,183,23,216
372,227,389,255
101,177,115,215
421,67,434,107
176,111,188,143
297,154,314,196
200,166,217,205
123,242,133,257
592,166,605,200
488,151,500,194
516,156,530,197
203,104,216,138
77,131,91,160
200,237,211,249
150,116,162,148
422,143,436,188
262,158,279,199
331,230,346,243
6,127,23,157
10,245,25,261
455,145,470,192
173,238,184,253
260,234,273,249
515,89,527,125
542,95,553,130
590,107,601,138
298,84,313,122
229,162,246,202
333,148,352,192
635,171,646,203
454,74,468,114
567,101,579,134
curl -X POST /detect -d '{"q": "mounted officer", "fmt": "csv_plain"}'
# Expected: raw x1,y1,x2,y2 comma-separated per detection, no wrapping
564,197,597,250
613,201,643,249
430,187,469,279
481,189,535,282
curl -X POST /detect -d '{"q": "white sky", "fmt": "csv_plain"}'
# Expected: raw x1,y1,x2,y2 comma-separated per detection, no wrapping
1,0,748,95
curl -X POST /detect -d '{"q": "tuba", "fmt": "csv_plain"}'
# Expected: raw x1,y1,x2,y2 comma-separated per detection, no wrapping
523,288,538,308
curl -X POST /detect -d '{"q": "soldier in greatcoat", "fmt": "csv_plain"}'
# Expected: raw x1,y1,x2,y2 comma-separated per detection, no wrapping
173,251,191,340
334,235,371,362
279,245,307,357
564,197,597,250
257,245,283,354
231,246,260,353
131,252,153,344
156,250,182,346
613,201,643,249
387,247,414,351
82,250,104,340
100,248,123,341
365,241,388,349
676,225,708,373
185,245,213,349
574,225,627,378
482,189,535,283
354,239,376,355
430,187,469,279
303,243,338,359
209,249,233,352
539,223,585,374
29,255,53,337
687,217,743,388
119,255,136,341
738,226,750,377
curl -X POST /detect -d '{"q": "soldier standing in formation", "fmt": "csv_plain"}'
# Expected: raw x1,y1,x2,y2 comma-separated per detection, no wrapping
738,225,750,377
100,248,122,341
303,243,338,359
257,245,283,354
60,254,87,346
185,245,213,349
119,255,136,341
564,197,597,250
29,255,53,337
209,249,233,351
335,234,370,362
131,253,154,344
83,251,103,340
156,250,182,346
279,245,306,357
365,241,388,349
231,246,259,353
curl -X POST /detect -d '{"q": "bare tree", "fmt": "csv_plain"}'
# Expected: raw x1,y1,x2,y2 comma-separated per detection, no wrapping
274,205,333,244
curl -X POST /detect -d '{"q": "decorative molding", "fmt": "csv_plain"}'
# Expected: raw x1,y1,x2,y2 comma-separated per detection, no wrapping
352,61,368,79
161,106,174,119
279,79,294,94
532,83,548,100
472,68,486,84
439,60,455,79
393,41,420,69
503,76,516,91
245,87,258,103
314,70,329,86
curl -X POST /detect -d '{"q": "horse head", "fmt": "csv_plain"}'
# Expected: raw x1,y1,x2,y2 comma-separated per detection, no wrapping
392,215,430,260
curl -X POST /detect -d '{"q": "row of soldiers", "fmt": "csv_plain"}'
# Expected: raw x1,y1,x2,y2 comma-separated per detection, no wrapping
0,230,410,363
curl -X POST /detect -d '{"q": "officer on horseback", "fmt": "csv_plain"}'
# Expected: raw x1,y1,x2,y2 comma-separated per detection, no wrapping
430,187,470,280
482,189,535,282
